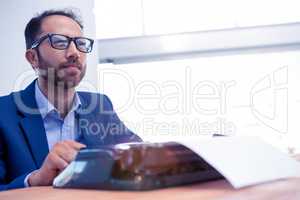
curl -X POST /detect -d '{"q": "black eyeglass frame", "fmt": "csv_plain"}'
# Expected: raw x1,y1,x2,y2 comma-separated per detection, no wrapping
30,33,94,53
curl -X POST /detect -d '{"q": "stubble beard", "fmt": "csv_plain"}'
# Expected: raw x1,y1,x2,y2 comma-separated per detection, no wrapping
37,54,86,90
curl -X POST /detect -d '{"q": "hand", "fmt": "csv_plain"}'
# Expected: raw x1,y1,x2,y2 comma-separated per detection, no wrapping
28,140,86,186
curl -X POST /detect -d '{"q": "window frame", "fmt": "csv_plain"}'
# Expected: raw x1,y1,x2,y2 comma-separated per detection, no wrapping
98,22,300,64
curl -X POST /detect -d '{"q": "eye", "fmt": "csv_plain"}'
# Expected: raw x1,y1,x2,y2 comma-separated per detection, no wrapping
75,38,93,52
51,35,69,48
76,38,88,47
54,40,68,48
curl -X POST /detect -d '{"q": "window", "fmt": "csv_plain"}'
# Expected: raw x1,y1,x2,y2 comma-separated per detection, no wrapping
99,51,300,153
95,0,300,38
95,1,300,154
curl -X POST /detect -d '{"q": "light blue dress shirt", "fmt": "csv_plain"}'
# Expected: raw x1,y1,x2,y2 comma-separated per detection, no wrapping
34,82,82,150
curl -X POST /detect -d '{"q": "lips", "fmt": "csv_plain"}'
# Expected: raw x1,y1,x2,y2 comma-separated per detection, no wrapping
61,63,82,70
65,64,78,69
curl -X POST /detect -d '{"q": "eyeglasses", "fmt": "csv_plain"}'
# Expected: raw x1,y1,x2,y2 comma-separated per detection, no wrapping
31,33,94,53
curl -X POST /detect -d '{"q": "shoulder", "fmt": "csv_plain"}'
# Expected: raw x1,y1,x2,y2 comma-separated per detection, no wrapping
0,92,20,126
0,92,18,112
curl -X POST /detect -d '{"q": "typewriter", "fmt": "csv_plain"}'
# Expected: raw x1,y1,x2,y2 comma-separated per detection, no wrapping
53,142,223,190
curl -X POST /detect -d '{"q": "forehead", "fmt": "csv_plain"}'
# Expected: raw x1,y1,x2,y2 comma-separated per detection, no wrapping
40,15,83,37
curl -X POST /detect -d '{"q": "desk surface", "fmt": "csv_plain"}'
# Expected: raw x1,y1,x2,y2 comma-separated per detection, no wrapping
1,178,300,200
2,154,300,200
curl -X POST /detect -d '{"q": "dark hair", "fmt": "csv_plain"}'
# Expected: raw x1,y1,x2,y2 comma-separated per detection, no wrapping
24,9,84,49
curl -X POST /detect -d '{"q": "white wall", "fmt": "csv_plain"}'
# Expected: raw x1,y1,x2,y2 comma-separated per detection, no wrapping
99,50,300,153
0,0,98,96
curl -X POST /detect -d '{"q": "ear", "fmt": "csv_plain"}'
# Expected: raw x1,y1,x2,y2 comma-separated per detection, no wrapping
25,49,39,70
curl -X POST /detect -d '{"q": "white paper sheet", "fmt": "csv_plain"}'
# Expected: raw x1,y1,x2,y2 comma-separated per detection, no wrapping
180,136,300,188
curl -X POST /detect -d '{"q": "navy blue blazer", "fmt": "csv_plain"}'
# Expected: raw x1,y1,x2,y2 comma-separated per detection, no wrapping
0,80,141,191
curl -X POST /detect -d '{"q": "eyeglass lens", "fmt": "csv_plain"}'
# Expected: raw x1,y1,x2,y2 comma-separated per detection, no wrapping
50,34,92,52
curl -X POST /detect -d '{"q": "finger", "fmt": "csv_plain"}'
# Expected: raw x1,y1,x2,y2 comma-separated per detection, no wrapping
58,145,79,163
52,142,78,163
47,152,69,171
64,140,86,150
60,149,77,163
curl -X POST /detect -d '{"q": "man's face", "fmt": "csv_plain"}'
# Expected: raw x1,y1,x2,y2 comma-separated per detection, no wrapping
35,15,87,88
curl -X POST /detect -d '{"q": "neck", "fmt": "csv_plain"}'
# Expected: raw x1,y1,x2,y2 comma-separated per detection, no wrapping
37,78,75,118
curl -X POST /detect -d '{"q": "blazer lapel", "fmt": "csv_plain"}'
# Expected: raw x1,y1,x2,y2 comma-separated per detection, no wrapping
76,93,105,148
17,80,49,168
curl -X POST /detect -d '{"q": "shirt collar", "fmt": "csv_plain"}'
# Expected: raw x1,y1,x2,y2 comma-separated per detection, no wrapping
35,81,82,119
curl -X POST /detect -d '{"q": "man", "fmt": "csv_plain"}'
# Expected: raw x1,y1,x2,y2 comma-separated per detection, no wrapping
0,9,141,191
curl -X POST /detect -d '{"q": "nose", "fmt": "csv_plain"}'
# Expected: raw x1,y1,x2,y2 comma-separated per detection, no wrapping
65,41,80,60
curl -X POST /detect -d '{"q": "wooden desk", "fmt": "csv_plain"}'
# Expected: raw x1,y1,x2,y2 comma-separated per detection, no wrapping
1,155,299,200
1,178,300,200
